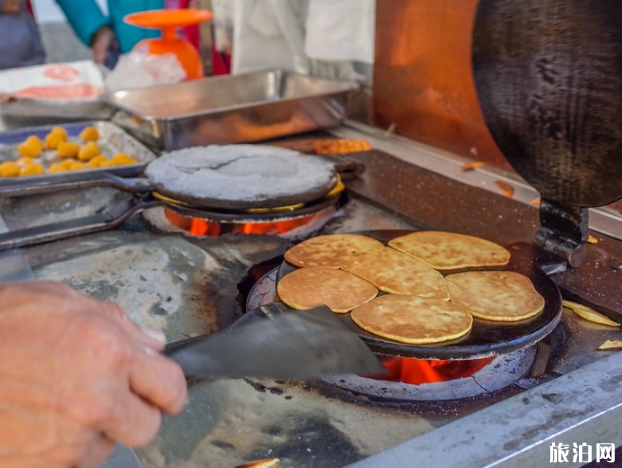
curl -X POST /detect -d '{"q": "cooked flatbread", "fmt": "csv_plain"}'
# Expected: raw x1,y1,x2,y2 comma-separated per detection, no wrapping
277,267,378,313
284,234,384,269
342,247,449,300
388,231,510,270
446,271,544,322
351,295,473,344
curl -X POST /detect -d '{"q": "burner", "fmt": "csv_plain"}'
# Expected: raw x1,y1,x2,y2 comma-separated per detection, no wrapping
150,177,346,239
160,204,338,239
324,348,535,402
246,268,538,401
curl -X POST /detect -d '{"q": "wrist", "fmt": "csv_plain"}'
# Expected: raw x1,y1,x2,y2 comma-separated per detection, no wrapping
91,25,114,46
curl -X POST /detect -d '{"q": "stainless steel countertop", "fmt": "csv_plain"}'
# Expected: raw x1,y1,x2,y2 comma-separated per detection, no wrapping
1,123,621,468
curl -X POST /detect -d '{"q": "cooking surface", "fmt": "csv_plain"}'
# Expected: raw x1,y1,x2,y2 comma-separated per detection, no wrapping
277,233,562,360
1,129,622,467
145,145,337,209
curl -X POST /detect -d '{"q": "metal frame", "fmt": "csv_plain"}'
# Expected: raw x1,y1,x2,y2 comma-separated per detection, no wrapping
331,121,622,242
344,351,622,468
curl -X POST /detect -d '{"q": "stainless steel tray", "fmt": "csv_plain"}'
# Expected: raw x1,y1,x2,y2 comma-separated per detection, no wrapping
104,70,358,151
0,99,113,132
0,121,156,182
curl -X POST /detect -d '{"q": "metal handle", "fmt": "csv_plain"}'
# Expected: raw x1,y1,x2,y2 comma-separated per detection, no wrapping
0,198,159,251
0,172,154,198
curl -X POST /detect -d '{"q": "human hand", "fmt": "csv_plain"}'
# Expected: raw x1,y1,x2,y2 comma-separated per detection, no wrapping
91,25,118,66
0,281,187,468
1,0,21,14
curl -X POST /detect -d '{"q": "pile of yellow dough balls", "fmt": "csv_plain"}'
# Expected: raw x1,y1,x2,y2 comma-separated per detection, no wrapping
0,126,138,178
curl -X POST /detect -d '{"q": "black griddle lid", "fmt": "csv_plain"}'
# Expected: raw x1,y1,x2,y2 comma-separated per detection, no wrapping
472,0,622,208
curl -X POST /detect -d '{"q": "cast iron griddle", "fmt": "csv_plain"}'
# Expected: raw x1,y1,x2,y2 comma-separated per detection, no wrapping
0,144,338,210
472,0,622,208
276,231,562,360
145,144,338,209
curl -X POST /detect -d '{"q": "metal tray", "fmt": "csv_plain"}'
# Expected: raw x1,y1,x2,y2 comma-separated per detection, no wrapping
0,121,156,182
105,70,358,152
0,99,113,132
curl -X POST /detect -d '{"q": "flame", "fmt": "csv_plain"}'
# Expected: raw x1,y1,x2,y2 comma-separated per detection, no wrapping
374,356,494,385
164,209,320,237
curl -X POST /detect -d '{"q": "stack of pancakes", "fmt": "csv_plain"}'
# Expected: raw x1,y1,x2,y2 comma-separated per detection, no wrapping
277,232,544,345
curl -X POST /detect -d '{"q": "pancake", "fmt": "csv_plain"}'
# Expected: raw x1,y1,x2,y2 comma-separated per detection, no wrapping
446,271,544,322
351,295,473,344
342,247,449,300
284,234,384,269
388,231,510,270
277,267,378,313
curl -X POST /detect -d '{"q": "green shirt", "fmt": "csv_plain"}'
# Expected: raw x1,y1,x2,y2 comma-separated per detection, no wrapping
54,0,164,53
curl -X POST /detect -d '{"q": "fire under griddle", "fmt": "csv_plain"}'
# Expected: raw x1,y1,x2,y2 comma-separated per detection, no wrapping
1,124,622,468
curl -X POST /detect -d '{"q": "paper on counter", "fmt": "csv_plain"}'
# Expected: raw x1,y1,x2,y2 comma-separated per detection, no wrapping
0,60,105,102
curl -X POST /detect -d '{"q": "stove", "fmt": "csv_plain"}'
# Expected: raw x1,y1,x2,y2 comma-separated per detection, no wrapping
1,120,622,468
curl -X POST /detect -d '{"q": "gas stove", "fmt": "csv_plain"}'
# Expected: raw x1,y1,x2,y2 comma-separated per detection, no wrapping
1,122,621,468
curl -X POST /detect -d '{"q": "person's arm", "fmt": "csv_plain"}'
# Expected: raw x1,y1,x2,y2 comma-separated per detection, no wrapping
0,281,187,468
54,0,117,64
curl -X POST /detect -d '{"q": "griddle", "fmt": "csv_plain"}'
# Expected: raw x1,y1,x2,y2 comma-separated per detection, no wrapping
274,230,562,361
472,0,622,267
0,147,342,250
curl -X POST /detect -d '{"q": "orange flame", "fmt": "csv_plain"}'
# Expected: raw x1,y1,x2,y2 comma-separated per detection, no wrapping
164,209,319,236
374,356,494,384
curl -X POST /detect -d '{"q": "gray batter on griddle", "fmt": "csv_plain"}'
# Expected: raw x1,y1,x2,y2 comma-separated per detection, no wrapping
145,145,337,206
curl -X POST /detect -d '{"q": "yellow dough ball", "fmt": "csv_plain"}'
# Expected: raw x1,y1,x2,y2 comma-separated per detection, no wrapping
19,162,45,177
45,132,66,150
18,135,45,157
80,126,100,142
68,161,86,171
0,161,20,177
78,142,100,161
57,141,80,158
15,157,34,167
60,159,76,170
111,153,137,166
50,126,68,138
88,155,108,168
48,163,66,173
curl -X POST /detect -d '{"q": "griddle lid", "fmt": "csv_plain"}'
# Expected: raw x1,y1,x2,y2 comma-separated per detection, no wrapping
472,0,622,208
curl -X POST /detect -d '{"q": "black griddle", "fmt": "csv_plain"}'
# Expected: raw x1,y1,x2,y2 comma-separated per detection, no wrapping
472,0,622,268
0,151,343,250
274,230,562,361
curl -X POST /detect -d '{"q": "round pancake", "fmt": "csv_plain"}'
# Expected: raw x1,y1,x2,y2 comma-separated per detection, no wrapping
388,231,510,270
277,267,378,313
342,247,449,300
284,234,384,269
351,295,473,344
145,145,337,209
446,271,545,322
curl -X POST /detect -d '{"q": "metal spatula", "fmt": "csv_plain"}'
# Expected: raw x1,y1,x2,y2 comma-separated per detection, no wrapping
164,304,386,379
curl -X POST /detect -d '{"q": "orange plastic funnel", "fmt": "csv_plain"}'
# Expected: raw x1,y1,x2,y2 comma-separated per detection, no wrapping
125,9,212,80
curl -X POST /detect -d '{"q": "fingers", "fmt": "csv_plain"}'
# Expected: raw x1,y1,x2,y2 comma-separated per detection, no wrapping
91,26,115,65
100,392,162,448
98,302,167,351
74,434,115,468
0,280,79,300
129,350,187,416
